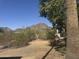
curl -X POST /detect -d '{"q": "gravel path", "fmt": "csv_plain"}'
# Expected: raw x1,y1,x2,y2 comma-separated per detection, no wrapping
0,39,65,59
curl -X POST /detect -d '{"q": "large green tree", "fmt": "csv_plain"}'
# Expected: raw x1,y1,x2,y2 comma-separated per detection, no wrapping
40,0,79,35
40,0,79,59
40,0,66,53
40,0,66,38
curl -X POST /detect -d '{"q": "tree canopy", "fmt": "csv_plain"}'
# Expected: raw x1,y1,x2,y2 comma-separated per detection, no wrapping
39,0,67,54
40,0,66,37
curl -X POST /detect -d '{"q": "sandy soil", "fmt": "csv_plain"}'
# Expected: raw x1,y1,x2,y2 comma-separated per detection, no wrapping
0,39,65,59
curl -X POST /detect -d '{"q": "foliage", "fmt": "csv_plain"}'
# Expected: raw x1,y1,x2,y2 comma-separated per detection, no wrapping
40,0,66,32
0,28,13,45
39,0,66,54
11,28,36,47
40,0,65,21
47,28,56,40
46,28,56,46
31,23,50,40
0,23,50,47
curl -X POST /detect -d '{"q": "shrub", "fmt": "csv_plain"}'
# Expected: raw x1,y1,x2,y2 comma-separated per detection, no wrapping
12,29,36,47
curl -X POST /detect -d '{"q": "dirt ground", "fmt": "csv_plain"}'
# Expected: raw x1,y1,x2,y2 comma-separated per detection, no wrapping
0,39,65,59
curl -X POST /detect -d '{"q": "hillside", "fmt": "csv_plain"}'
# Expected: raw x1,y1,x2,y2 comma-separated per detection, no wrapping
0,23,51,47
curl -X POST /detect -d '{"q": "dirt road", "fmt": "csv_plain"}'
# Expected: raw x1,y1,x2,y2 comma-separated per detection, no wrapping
0,39,65,59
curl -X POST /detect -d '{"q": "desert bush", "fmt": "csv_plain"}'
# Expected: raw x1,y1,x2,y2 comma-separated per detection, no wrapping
47,29,56,40
0,30,13,45
46,29,56,46
46,28,66,54
12,29,36,47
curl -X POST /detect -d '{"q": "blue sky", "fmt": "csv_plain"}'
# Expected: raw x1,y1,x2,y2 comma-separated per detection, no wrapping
0,0,52,30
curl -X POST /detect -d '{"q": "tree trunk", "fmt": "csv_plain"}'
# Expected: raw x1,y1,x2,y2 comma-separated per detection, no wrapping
66,0,79,59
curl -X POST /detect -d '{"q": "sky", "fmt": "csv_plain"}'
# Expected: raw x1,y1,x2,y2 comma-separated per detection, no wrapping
0,0,52,30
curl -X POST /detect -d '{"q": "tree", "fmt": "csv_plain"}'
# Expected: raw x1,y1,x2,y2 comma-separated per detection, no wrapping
40,0,79,35
40,0,66,53
40,0,79,58
40,0,66,34
66,0,79,59
31,23,50,39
